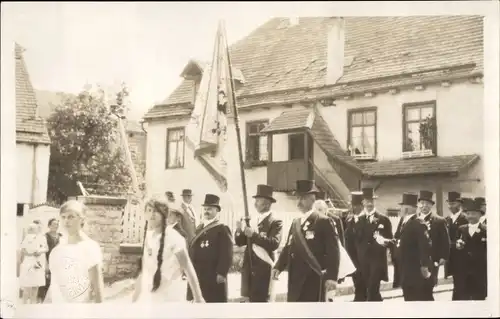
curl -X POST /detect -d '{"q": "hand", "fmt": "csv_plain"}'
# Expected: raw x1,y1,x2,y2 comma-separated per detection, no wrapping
244,227,255,238
374,234,389,247
216,274,226,284
420,266,431,279
324,279,337,292
271,269,281,280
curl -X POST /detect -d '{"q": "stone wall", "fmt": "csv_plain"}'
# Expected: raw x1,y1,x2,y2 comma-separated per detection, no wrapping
71,195,141,283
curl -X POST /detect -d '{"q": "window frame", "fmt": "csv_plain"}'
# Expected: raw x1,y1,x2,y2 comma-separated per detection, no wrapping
401,101,437,156
245,119,269,167
346,107,378,160
288,133,306,161
165,126,186,169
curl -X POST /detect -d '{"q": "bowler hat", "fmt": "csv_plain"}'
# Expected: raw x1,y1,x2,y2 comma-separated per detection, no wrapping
361,188,378,199
418,190,435,205
202,194,221,211
295,180,320,195
351,192,363,206
462,197,481,212
399,193,419,207
181,189,193,197
446,191,462,203
252,184,276,203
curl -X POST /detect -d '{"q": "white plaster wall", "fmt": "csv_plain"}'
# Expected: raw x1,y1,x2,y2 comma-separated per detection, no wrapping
16,143,50,205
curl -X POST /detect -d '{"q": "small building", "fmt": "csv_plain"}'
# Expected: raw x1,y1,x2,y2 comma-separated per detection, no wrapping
16,43,51,216
143,16,484,226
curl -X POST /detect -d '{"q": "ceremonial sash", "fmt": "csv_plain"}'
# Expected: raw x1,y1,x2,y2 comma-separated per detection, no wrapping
189,221,221,247
291,219,324,277
251,214,274,266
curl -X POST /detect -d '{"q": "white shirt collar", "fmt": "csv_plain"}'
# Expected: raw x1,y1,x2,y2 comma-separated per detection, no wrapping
203,217,217,227
301,209,314,224
419,211,432,220
451,210,462,221
257,211,272,223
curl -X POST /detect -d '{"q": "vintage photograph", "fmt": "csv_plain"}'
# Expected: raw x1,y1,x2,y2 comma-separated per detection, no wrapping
1,1,499,318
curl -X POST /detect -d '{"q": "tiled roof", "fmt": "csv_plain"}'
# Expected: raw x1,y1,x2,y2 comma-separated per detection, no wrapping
145,16,483,119
361,154,479,178
16,43,51,145
261,108,313,133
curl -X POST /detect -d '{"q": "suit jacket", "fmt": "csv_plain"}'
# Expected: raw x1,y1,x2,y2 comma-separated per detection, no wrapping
358,211,393,282
344,213,364,269
422,213,450,265
445,212,468,277
187,221,233,303
454,223,487,281
181,202,198,242
326,213,345,247
393,215,433,287
274,211,340,302
235,213,283,301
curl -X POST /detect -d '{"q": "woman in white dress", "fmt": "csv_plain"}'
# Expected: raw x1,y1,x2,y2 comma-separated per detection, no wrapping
132,198,204,303
45,200,105,303
19,223,48,304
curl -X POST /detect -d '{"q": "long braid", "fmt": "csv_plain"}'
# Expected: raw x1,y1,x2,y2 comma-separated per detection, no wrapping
151,212,166,292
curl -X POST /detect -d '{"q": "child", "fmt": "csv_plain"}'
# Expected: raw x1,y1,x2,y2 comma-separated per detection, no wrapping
454,197,487,300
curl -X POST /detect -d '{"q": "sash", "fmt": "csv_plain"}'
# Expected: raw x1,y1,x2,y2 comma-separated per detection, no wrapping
251,214,274,266
291,219,324,277
189,221,221,247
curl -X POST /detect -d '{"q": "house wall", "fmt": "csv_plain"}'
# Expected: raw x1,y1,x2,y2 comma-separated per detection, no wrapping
321,80,484,161
16,143,50,205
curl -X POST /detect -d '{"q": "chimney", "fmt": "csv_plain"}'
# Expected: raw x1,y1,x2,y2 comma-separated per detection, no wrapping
326,18,345,85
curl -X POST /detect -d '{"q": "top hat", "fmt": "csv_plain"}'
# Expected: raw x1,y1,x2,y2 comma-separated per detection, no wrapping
351,192,363,206
202,194,221,211
446,191,462,203
461,197,481,212
399,193,419,207
418,190,435,205
252,184,276,203
295,180,320,195
474,197,486,206
181,189,193,197
316,191,326,200
361,188,378,199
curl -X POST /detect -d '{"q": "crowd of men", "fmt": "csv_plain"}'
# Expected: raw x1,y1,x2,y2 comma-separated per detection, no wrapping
170,180,487,303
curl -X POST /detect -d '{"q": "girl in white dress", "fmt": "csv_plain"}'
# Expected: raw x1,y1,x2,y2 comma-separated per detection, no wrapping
132,198,204,303
19,223,48,304
45,200,105,304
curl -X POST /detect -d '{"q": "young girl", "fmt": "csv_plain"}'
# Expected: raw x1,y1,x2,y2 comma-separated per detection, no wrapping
19,223,48,304
45,200,104,303
132,199,204,303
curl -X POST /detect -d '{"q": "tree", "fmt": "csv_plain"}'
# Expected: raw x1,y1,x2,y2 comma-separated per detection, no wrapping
47,86,132,204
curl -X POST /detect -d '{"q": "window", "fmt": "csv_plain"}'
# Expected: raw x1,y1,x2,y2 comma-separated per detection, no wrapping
166,127,185,169
347,108,377,159
245,120,269,166
17,203,24,217
403,102,437,155
289,133,305,160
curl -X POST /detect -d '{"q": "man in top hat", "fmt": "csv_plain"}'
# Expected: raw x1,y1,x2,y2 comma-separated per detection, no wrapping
272,180,340,302
475,197,487,225
235,184,283,302
444,191,468,298
344,192,367,301
317,191,345,247
180,189,198,242
416,190,450,301
453,197,487,300
187,194,233,303
357,187,393,302
392,193,433,301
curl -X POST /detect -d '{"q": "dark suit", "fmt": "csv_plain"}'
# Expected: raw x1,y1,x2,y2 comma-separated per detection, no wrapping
327,213,345,247
187,221,233,303
344,213,366,301
358,211,393,301
235,213,283,302
453,224,487,300
393,215,433,301
445,211,468,300
274,211,340,302
421,212,450,300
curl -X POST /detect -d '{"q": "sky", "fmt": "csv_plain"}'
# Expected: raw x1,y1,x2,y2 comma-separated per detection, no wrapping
3,2,321,120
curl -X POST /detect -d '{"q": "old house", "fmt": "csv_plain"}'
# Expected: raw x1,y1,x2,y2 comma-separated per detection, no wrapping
143,16,483,226
15,43,51,216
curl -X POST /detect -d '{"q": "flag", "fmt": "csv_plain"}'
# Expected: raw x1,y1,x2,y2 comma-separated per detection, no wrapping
185,21,239,193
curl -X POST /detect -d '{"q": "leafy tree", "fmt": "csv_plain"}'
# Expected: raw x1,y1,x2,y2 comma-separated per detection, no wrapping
46,86,133,204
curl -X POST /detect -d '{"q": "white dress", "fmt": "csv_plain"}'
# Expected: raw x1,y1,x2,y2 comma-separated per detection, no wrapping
19,234,48,288
47,237,103,303
137,225,188,303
